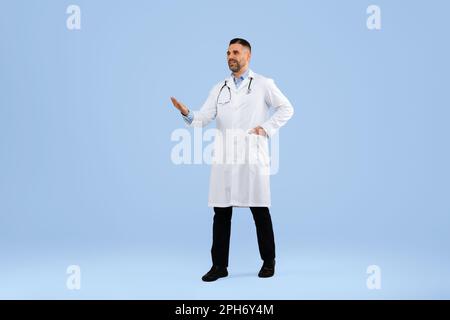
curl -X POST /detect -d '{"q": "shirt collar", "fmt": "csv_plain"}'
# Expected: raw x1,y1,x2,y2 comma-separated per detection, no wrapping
232,68,250,82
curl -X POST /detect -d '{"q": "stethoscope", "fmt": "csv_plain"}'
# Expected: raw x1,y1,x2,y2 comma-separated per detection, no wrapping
216,77,253,105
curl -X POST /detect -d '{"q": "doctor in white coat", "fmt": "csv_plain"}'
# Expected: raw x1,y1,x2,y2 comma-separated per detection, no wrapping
170,38,294,281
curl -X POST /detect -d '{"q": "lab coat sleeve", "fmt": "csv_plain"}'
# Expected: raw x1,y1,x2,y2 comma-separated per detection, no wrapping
181,110,194,125
185,86,217,128
260,79,294,137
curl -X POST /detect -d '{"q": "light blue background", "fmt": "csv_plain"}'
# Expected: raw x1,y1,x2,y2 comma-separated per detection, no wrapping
1,0,449,299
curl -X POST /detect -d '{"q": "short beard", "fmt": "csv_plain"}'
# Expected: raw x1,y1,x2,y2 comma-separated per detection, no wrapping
228,60,241,73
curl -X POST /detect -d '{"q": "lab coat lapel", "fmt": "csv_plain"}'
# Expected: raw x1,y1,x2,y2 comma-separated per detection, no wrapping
225,75,236,93
234,69,254,94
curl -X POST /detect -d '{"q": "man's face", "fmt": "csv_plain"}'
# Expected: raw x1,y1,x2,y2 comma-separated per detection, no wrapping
227,43,251,73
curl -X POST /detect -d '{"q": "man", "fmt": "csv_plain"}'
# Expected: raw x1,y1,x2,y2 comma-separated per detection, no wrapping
170,38,294,281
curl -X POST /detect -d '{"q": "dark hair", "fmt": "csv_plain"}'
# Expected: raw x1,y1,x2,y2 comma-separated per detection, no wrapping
229,38,251,52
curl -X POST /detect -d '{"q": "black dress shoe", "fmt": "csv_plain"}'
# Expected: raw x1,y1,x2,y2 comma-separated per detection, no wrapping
258,259,275,278
202,265,228,282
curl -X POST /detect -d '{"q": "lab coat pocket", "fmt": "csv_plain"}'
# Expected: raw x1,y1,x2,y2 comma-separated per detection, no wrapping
217,100,231,106
217,100,231,117
246,131,270,175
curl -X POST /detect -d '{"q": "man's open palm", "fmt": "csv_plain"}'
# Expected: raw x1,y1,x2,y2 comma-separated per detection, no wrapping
170,97,189,116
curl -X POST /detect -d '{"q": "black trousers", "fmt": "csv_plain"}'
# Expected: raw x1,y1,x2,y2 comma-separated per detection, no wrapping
211,206,276,267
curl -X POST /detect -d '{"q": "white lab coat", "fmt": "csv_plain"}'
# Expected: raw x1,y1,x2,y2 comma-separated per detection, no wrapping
186,69,294,207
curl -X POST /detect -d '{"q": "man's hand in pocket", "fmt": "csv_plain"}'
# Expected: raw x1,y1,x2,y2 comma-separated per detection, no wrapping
249,126,267,136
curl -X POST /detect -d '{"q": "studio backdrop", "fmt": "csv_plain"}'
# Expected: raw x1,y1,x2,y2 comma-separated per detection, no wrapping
0,0,449,299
